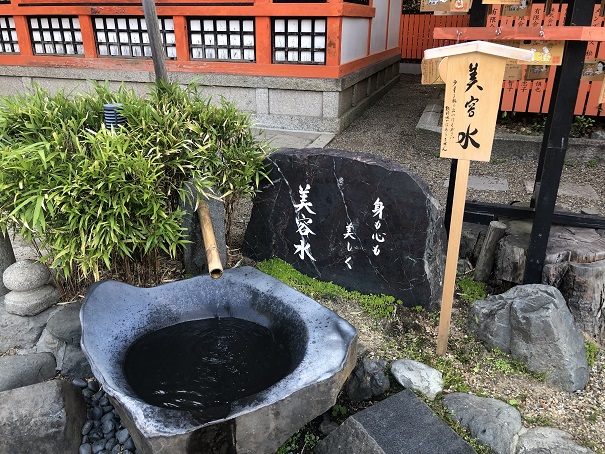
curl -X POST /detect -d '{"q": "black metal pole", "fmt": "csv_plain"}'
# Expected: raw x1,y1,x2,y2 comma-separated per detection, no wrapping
523,0,593,284
444,1,487,237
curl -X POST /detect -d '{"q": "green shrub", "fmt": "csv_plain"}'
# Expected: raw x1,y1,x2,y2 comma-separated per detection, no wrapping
0,81,270,292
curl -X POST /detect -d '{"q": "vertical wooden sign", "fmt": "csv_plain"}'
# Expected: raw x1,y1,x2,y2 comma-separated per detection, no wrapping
424,42,534,356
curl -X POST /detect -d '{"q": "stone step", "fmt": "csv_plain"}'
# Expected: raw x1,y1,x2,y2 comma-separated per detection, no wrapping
524,180,599,200
315,389,476,454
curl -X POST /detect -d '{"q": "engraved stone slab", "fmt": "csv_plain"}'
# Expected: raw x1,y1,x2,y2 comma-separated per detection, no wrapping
243,149,446,309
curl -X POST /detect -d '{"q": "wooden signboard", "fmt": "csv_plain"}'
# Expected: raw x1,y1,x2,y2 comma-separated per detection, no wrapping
423,41,534,356
581,58,605,81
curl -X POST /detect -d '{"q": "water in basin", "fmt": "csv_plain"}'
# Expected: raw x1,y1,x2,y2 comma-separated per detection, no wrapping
124,317,292,419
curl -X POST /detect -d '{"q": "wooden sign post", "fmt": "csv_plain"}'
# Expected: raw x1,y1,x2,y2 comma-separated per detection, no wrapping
424,41,534,356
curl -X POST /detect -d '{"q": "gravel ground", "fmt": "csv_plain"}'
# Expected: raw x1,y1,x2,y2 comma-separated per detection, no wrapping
326,73,605,453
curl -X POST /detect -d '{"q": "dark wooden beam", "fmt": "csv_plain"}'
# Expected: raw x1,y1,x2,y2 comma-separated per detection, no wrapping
523,0,594,284
465,202,605,230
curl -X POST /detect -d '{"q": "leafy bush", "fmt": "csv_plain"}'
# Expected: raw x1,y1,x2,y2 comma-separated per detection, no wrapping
0,81,270,292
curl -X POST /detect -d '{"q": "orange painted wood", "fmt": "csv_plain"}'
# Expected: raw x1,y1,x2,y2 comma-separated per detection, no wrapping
12,15,32,57
500,80,517,111
400,13,469,60
173,16,189,62
514,79,531,112
326,16,341,67
528,78,546,112
254,16,272,65
78,15,97,59
434,26,605,41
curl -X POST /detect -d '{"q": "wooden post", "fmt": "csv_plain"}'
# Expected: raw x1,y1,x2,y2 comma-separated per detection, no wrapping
474,220,507,282
142,0,168,83
424,41,534,355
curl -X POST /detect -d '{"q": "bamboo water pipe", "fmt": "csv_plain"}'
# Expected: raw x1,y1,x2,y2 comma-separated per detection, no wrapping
196,200,223,279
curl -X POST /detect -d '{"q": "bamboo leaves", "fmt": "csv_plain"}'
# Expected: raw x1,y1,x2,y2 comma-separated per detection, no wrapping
0,80,271,289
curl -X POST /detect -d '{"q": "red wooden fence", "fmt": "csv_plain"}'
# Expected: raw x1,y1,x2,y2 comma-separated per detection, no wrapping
400,13,469,60
401,7,605,116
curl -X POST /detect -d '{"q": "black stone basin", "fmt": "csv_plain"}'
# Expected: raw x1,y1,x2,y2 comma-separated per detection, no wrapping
80,267,357,454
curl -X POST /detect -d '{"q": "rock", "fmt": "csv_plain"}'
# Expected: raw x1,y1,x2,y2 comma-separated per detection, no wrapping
116,428,129,444
443,393,522,454
73,378,88,388
0,352,56,392
460,222,487,264
243,148,446,309
516,427,596,453
79,443,93,454
3,259,50,292
560,259,605,340
315,390,475,454
345,357,390,402
319,420,340,435
82,420,94,435
180,182,227,276
390,358,443,399
0,297,59,353
469,284,589,392
0,380,87,453
4,284,60,316
46,301,82,344
0,232,15,296
35,326,92,378
467,295,512,353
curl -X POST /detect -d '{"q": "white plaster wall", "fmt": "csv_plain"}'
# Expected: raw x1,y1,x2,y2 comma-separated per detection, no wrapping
370,0,389,55
388,0,403,49
341,18,369,64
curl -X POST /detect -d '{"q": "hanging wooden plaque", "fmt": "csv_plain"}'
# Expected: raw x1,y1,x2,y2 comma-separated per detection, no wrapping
581,58,605,81
421,0,451,12
421,58,446,84
501,0,532,16
518,40,564,65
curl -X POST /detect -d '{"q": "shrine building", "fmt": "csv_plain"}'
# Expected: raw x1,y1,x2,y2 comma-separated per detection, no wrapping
0,0,403,132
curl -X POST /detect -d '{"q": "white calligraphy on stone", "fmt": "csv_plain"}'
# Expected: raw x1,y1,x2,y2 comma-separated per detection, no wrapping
293,184,316,262
372,198,385,256
343,222,356,270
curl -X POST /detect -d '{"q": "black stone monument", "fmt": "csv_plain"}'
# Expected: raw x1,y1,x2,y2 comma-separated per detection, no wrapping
243,148,446,309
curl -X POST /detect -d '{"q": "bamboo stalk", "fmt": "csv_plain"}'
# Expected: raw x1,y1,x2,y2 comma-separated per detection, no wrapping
197,200,223,279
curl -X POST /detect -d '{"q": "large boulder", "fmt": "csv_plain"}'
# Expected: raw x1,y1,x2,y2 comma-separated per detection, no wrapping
315,390,476,454
443,393,522,454
468,284,589,391
244,148,446,309
0,352,56,392
0,296,59,353
0,379,87,453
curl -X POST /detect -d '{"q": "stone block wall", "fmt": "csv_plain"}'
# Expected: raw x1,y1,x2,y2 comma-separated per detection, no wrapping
0,54,400,134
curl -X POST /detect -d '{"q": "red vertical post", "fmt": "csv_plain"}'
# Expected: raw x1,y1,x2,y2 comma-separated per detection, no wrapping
79,15,97,58
13,16,32,56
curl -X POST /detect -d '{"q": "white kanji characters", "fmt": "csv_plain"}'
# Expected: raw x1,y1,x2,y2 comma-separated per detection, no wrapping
293,184,316,214
372,233,386,243
372,245,381,256
343,222,356,240
372,198,384,220
345,256,353,269
295,216,315,237
294,238,315,261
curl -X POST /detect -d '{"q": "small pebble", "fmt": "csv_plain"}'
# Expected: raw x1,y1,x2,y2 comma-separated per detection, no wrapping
78,443,92,454
111,444,121,454
82,389,94,399
116,428,130,444
88,430,103,443
101,412,114,423
92,439,106,453
123,437,135,451
102,405,113,414
93,420,102,428
89,406,104,420
99,396,109,406
73,378,88,388
105,438,117,451
93,390,105,401
81,420,94,436
82,435,89,444
102,420,114,434
104,430,115,441
87,381,100,392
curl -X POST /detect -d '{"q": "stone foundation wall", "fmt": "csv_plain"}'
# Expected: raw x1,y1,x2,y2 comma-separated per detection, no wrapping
0,55,400,134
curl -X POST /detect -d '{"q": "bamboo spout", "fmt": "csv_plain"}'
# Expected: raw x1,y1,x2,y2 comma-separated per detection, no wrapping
196,200,223,279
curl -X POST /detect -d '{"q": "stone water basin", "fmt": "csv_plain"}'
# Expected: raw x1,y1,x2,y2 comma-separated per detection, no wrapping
80,266,357,454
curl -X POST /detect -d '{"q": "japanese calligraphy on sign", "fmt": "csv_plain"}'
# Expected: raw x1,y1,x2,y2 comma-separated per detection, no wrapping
438,52,507,161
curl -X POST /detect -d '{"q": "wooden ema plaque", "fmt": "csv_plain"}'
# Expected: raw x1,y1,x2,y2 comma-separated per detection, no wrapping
424,41,534,355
